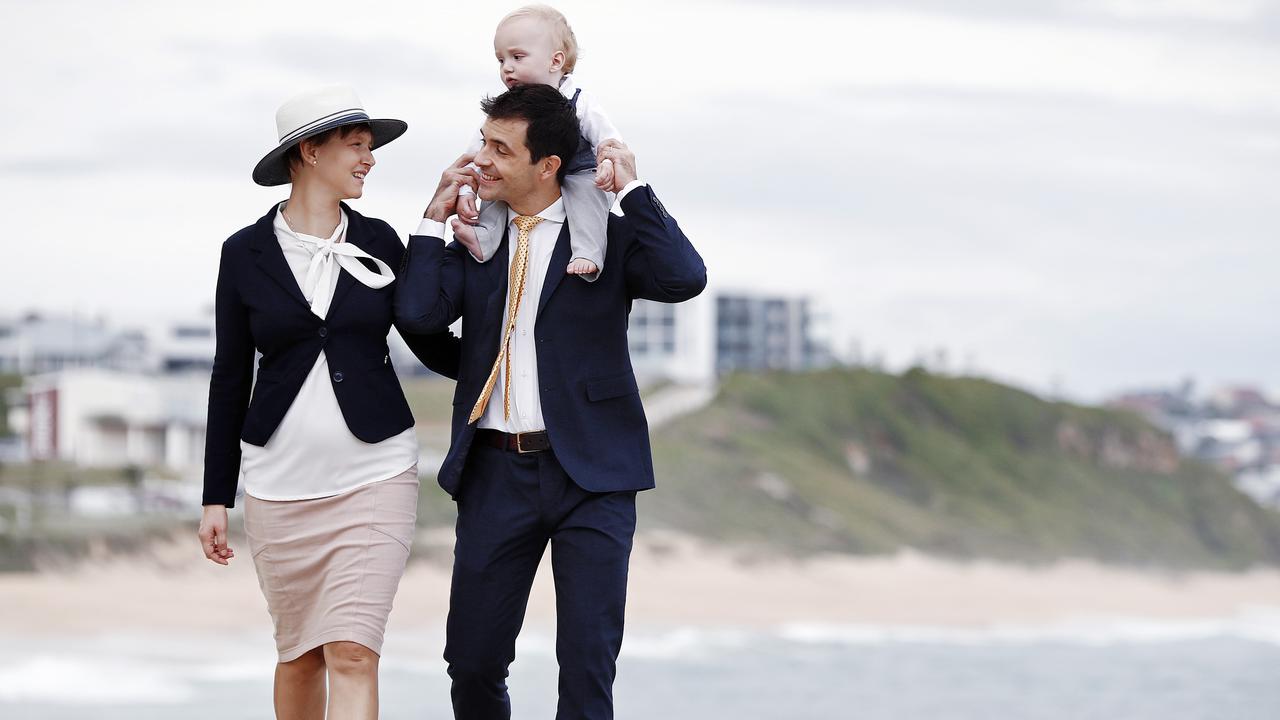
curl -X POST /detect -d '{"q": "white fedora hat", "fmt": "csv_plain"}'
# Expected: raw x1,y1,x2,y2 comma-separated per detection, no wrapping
252,85,408,186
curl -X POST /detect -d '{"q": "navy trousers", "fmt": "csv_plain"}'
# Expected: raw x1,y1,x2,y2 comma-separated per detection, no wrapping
444,442,637,720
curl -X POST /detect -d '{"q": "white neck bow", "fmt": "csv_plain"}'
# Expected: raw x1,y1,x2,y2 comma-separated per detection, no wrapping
276,207,394,319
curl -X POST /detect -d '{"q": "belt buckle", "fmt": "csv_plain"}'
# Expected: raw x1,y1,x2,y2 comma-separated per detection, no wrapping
515,432,536,454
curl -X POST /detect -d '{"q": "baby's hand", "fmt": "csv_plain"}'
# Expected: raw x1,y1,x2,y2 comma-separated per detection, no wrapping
456,194,480,226
594,158,615,191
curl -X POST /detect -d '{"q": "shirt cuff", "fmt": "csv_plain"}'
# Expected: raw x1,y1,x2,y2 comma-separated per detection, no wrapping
415,218,446,238
610,180,647,217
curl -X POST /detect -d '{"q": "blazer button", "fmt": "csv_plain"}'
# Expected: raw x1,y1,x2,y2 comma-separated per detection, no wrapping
333,371,344,383
318,327,328,338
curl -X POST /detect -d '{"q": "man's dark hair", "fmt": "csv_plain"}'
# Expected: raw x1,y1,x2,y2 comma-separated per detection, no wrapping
481,84,580,182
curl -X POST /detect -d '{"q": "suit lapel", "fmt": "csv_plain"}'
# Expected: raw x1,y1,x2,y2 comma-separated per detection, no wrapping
536,223,572,320
249,205,312,313
483,229,511,332
325,203,363,320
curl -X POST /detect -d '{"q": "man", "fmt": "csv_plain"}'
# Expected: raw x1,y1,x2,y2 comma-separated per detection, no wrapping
396,84,706,720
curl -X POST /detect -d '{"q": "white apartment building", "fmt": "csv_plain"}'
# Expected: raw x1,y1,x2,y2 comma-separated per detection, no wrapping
22,369,208,471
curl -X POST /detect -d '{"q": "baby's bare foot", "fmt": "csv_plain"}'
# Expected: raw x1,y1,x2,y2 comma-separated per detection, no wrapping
451,218,483,260
567,258,599,276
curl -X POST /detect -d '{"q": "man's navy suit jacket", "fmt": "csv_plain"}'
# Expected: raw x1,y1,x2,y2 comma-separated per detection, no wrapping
395,185,707,498
203,203,461,507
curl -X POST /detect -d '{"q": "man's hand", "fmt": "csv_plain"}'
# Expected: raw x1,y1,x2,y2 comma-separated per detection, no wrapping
424,154,478,223
595,139,636,193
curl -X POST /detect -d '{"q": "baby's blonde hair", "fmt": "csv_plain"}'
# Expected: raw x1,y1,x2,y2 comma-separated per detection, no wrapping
499,4,580,74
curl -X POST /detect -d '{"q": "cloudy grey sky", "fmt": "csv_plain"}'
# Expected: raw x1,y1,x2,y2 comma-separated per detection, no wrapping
2,0,1278,400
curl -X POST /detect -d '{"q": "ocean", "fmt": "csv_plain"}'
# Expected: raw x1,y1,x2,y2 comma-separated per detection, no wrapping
3,612,1280,719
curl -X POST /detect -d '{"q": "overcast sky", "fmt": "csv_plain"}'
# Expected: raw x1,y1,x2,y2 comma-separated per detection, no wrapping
2,0,1278,400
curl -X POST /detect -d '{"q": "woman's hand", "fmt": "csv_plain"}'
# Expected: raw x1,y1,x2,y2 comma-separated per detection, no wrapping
198,505,235,565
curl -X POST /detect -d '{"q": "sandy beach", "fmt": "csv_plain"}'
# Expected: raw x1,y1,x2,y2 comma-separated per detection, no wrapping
5,530,1280,636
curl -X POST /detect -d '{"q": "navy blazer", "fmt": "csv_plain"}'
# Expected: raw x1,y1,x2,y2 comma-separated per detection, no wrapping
203,203,461,507
395,185,706,498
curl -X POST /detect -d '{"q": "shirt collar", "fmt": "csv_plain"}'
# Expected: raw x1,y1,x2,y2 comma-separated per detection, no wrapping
506,196,566,227
557,73,577,99
274,201,347,244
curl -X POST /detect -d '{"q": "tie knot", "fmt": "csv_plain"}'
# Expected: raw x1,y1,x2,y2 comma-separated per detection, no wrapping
514,215,543,233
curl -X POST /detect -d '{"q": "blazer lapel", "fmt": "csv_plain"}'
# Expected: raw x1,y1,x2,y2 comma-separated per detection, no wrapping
325,203,363,320
249,205,312,313
535,223,572,320
483,230,511,332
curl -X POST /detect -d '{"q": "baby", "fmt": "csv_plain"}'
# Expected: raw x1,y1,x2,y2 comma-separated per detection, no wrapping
452,4,620,280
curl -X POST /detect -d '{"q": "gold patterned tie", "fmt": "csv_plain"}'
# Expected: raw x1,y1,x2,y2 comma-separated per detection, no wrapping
469,215,544,424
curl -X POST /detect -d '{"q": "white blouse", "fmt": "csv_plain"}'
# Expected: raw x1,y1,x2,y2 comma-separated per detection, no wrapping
239,204,418,501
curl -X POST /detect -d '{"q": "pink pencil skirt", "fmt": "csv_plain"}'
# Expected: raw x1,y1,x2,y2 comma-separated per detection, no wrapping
243,466,419,662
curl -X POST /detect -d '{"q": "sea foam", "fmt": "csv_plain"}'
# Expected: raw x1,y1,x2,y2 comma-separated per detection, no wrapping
778,606,1280,647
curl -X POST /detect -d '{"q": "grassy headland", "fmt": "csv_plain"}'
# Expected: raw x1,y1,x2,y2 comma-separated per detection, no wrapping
638,368,1280,569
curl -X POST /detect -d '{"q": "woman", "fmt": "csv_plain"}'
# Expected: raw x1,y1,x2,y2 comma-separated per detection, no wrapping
197,86,459,719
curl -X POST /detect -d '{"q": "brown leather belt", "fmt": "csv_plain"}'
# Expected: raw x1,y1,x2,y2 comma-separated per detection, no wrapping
476,429,552,454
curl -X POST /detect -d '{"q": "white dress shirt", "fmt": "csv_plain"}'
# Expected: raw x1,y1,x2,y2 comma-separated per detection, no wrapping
415,182,646,433
482,198,565,433
239,205,418,501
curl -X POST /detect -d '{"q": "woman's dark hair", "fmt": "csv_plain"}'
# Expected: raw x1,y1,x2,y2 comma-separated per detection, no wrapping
285,122,373,176
480,84,580,182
